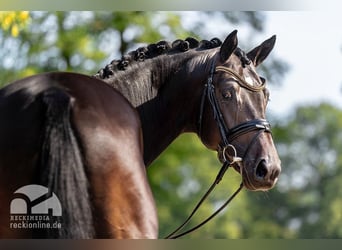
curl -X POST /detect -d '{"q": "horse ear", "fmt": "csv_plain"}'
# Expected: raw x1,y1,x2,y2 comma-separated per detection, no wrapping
247,35,276,67
220,30,238,62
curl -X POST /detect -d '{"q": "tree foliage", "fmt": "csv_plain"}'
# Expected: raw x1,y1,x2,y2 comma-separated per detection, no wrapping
272,103,342,238
0,12,30,37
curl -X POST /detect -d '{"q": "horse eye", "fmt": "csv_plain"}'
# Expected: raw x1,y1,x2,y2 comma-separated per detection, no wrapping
222,91,232,100
259,76,266,84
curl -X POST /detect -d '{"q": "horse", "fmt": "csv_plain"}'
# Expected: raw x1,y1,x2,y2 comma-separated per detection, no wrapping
0,73,158,238
95,30,281,190
0,29,281,239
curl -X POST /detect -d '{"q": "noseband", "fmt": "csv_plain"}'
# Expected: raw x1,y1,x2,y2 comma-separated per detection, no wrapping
165,60,272,239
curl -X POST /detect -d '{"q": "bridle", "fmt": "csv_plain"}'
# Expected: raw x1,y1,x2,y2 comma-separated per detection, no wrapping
165,59,272,239
198,63,271,158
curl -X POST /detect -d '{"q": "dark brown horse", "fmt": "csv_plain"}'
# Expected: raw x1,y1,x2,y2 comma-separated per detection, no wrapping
0,73,157,238
0,30,281,239
95,30,281,191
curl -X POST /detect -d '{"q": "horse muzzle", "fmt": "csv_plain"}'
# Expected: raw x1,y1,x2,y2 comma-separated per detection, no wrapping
217,132,281,191
240,156,281,191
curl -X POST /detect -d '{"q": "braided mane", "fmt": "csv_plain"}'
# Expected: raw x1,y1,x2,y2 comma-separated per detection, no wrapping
93,35,252,107
94,37,223,79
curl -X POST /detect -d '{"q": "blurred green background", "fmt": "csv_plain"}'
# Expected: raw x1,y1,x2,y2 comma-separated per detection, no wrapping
1,11,341,238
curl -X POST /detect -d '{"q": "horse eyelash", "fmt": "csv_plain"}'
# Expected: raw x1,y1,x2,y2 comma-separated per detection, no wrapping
260,76,266,84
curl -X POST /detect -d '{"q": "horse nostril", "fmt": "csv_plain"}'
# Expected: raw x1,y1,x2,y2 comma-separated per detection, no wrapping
255,159,268,179
271,168,281,181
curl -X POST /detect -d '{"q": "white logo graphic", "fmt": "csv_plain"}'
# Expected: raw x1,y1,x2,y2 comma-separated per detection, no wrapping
10,184,62,216
9,184,62,229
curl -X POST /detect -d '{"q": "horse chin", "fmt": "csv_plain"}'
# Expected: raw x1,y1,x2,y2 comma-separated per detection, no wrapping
241,170,276,191
243,180,274,191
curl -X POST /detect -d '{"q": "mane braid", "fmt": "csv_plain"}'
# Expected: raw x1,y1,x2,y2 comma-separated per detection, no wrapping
234,47,251,68
94,37,222,79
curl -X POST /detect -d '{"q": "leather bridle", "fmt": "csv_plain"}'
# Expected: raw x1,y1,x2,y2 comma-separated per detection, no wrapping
198,62,271,163
165,60,272,239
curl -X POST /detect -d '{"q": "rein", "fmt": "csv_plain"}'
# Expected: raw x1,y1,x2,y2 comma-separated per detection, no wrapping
165,162,243,239
165,60,272,239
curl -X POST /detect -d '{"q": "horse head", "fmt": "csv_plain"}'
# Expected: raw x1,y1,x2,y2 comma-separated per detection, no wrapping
198,30,281,191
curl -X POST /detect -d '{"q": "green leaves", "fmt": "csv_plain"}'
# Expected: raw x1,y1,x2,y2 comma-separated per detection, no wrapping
272,103,342,238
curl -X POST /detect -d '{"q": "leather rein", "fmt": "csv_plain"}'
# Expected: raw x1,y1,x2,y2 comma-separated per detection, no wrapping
165,60,272,239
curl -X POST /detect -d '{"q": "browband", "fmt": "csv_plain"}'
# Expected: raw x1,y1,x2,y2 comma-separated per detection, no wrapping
215,66,266,92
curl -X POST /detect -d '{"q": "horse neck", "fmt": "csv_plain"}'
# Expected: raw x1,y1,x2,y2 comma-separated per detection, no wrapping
103,51,215,166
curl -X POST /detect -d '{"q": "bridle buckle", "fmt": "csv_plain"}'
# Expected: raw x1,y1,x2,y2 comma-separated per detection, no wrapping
220,144,242,165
